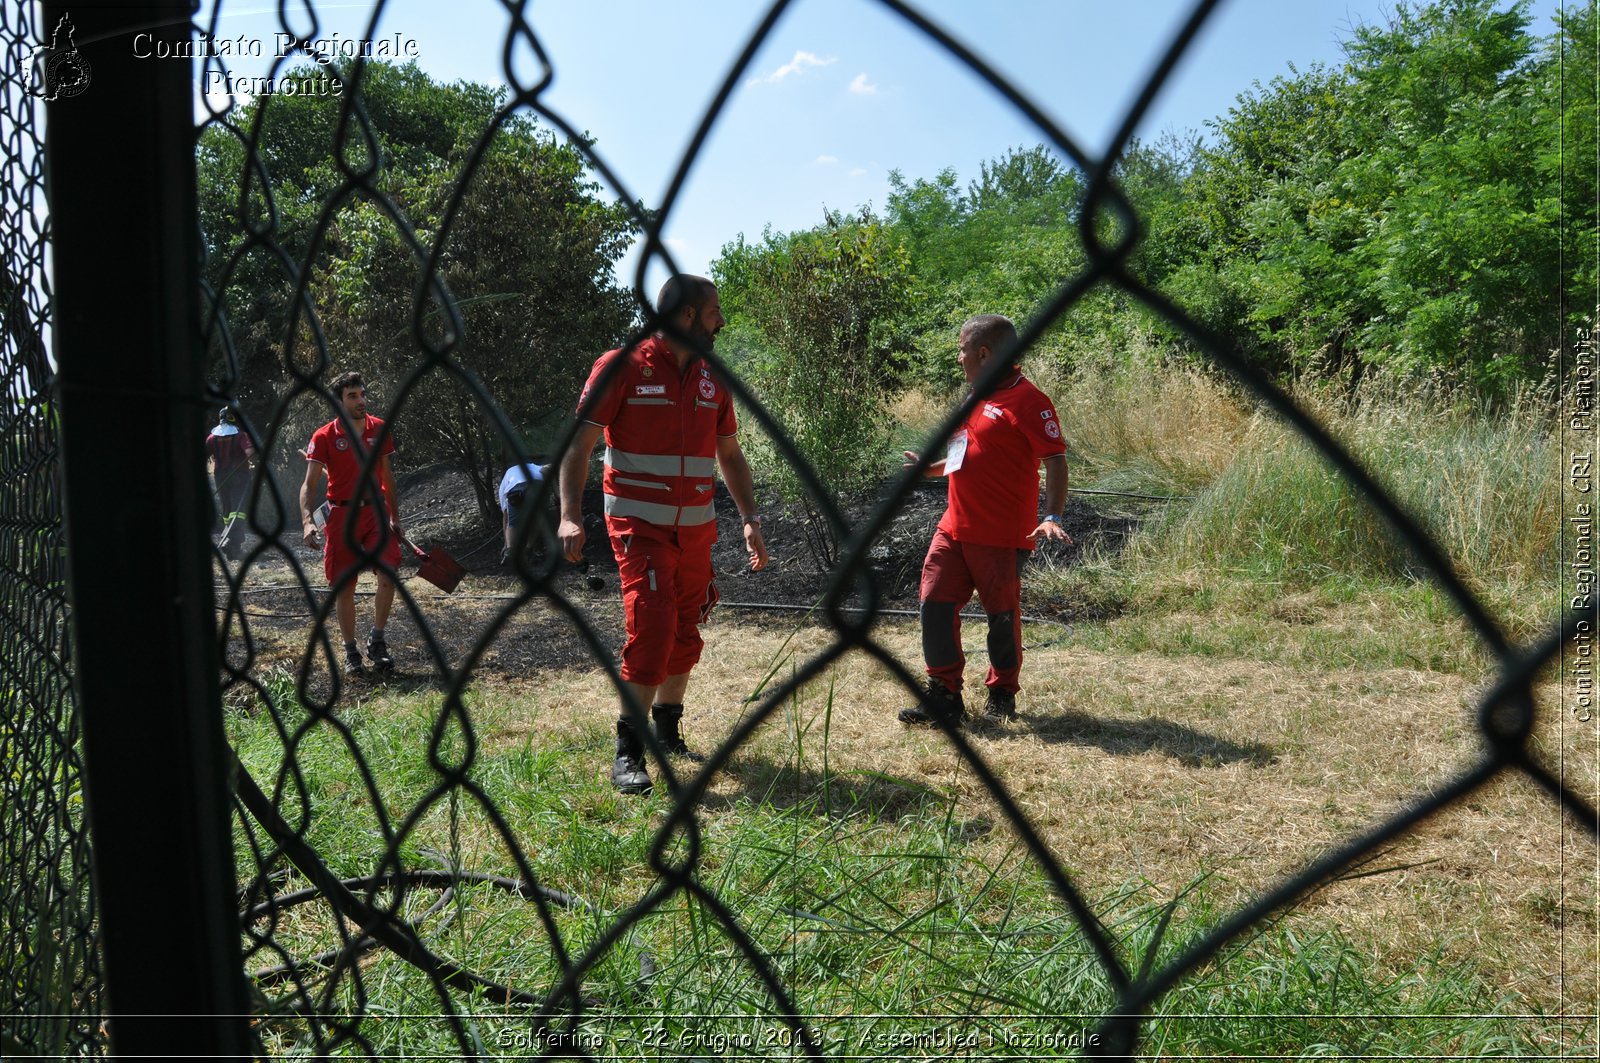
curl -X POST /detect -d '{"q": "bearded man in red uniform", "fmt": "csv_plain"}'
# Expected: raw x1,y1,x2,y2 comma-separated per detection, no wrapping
299,371,405,677
901,314,1071,727
558,276,768,794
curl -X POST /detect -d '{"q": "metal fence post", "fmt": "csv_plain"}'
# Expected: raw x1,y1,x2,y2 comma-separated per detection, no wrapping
46,3,252,1057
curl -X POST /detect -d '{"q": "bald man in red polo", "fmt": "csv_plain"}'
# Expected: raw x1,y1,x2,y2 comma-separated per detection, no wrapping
901,314,1071,727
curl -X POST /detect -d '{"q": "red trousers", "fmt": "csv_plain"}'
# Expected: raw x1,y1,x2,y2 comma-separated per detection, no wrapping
919,527,1026,695
608,517,719,687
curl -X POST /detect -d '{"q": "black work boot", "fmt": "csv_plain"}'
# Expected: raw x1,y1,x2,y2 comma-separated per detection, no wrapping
652,703,705,762
897,676,966,727
611,718,652,795
366,634,393,672
975,686,1018,727
343,645,367,677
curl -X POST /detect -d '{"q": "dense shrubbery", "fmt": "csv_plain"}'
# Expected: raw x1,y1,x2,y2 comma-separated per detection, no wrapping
198,61,637,519
715,1,1593,399
715,209,913,566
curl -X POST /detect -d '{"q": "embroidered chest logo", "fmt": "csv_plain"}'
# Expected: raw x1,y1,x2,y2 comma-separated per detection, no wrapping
334,437,349,451
635,384,666,396
982,403,1002,420
698,378,717,400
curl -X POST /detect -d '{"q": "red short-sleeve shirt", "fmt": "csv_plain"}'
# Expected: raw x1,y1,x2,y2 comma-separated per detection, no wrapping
305,414,395,504
577,336,737,527
578,336,737,440
938,373,1066,550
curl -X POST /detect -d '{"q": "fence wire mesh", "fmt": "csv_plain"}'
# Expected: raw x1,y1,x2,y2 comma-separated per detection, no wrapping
0,4,104,1058
7,0,1594,1058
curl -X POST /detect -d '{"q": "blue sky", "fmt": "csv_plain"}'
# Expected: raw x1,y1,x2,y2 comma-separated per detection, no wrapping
196,0,1572,291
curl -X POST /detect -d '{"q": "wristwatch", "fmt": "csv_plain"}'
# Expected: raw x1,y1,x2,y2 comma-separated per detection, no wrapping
1041,514,1062,524
742,514,764,525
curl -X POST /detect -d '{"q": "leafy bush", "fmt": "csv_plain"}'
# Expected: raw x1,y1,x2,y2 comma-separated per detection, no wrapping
714,209,913,567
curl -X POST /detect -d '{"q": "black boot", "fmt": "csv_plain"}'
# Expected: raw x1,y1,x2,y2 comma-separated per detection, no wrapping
611,718,652,795
652,703,705,762
973,686,1017,728
897,676,966,727
366,633,393,672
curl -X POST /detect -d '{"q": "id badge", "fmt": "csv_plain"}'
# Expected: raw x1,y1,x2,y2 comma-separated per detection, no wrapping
945,430,969,473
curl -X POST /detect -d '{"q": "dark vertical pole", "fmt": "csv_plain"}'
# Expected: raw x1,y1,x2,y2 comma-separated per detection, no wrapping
46,4,252,1058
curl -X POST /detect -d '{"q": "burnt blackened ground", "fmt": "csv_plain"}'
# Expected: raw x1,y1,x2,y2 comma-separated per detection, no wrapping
223,465,1145,686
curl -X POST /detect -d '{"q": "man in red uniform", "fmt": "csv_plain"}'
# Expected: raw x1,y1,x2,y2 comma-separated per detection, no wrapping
901,314,1071,727
299,371,405,676
558,275,768,794
205,406,256,560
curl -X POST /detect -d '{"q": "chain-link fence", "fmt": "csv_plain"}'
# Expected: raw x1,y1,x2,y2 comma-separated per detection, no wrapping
0,3,104,1057
5,0,1598,1059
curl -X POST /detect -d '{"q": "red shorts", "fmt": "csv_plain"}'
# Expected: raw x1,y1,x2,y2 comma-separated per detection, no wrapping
607,517,719,687
323,502,401,584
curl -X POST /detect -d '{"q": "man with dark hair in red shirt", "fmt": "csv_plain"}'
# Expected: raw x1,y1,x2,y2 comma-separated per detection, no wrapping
299,371,405,676
558,275,768,794
901,314,1071,727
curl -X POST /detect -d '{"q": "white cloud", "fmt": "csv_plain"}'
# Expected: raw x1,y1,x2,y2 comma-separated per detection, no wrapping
848,72,878,95
750,50,836,85
814,154,839,166
849,167,867,177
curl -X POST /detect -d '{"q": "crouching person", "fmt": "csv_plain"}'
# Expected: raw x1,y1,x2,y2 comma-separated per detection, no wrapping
499,459,549,566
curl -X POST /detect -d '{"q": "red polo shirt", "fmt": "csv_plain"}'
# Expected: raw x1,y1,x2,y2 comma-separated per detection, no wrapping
939,373,1065,549
305,414,395,506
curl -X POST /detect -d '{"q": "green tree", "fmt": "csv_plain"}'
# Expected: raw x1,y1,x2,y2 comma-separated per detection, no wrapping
198,61,636,518
1186,0,1561,390
713,208,913,567
1535,2,1599,337
884,141,1204,382
887,149,1091,383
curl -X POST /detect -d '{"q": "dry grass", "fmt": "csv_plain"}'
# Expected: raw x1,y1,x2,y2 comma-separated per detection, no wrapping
1162,387,1562,592
244,565,1592,1012
1048,362,1251,491
892,361,1251,494
885,387,949,440
449,609,1597,1017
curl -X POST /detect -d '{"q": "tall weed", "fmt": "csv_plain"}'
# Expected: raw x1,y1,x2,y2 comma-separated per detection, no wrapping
1053,359,1248,495
896,344,1251,498
1146,379,1559,593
